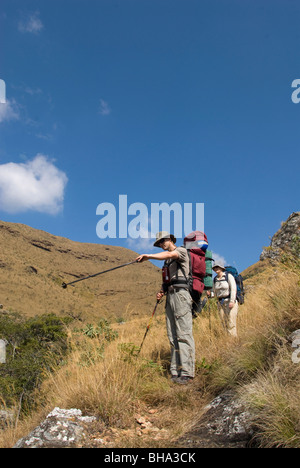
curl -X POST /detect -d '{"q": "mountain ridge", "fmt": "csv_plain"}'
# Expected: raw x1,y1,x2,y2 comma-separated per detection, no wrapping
0,220,160,321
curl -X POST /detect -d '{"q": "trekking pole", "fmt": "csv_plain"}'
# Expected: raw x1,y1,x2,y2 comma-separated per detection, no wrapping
62,260,138,289
136,299,162,356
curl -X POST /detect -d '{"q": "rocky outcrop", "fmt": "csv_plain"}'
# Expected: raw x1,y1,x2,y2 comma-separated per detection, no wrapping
13,408,96,448
178,391,255,448
13,407,171,448
260,212,300,262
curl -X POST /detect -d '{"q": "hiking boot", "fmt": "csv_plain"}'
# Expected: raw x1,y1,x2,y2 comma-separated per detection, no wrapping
174,376,193,385
171,374,178,382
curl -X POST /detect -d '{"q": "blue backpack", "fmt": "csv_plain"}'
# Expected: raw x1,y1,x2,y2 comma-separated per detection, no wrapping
224,266,245,305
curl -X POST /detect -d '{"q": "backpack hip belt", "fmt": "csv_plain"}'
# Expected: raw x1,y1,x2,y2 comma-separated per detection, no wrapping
218,295,230,301
168,284,189,293
168,278,189,290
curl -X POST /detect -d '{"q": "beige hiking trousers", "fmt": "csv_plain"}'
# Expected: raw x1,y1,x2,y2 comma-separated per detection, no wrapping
218,299,239,337
165,288,195,378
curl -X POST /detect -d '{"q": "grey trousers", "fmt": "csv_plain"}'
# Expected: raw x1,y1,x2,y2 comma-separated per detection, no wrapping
165,288,195,378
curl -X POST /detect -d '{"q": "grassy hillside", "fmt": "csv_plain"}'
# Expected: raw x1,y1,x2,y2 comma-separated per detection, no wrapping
0,220,160,322
1,247,299,448
0,221,299,448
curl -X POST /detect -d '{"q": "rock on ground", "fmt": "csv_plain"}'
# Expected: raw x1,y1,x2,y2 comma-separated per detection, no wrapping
13,408,96,448
178,391,255,448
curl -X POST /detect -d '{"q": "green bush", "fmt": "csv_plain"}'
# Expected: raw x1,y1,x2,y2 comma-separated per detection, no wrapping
0,312,71,410
82,318,118,342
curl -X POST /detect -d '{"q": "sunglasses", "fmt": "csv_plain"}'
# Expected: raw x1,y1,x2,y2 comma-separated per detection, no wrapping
159,238,170,245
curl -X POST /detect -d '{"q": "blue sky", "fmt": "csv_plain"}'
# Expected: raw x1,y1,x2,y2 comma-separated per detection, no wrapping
0,0,299,273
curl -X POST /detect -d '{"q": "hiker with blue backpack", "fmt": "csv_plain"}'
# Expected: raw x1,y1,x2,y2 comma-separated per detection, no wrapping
213,263,242,337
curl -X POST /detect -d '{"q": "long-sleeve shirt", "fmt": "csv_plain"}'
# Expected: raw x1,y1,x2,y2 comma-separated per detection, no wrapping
213,272,237,303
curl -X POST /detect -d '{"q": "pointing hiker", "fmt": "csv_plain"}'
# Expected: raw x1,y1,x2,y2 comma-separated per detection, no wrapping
136,231,195,385
213,263,239,337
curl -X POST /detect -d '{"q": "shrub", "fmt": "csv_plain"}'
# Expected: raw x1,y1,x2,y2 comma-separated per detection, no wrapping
0,312,71,410
81,319,118,342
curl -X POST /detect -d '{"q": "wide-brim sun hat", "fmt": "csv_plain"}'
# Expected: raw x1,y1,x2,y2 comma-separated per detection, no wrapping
153,231,176,248
212,263,226,271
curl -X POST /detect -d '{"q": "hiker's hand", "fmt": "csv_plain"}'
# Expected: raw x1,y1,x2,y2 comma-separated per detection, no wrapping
136,254,149,263
229,301,235,309
156,291,164,301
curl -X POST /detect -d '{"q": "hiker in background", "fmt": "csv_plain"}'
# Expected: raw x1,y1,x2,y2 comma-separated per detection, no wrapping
213,263,239,337
136,231,195,385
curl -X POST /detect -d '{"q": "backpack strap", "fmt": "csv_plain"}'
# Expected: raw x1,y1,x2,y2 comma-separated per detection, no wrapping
213,271,229,283
174,249,193,290
163,258,189,289
214,272,231,300
170,261,189,288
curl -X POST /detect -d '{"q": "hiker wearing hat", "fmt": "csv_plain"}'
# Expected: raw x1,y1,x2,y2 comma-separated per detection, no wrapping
136,231,195,385
213,263,239,337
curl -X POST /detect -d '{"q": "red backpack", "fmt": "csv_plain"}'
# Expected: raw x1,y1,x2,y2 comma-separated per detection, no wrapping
183,231,208,294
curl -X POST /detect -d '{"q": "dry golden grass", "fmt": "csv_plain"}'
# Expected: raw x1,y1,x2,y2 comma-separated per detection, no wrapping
0,398,51,449
1,260,299,448
240,347,300,448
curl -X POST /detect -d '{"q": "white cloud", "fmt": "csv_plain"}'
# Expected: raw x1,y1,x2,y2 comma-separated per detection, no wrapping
0,155,68,215
0,100,20,123
211,251,227,267
23,86,43,96
126,213,155,252
99,99,111,116
18,12,44,34
127,234,155,252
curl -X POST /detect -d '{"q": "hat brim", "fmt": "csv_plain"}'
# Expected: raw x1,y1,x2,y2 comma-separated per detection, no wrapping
154,234,176,247
213,264,226,271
